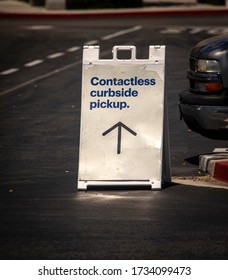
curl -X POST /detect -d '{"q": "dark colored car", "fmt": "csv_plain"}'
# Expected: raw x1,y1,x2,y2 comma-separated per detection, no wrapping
179,34,228,140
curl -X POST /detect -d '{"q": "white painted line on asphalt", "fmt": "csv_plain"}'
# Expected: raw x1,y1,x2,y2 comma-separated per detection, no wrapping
21,25,53,30
101,25,142,40
0,48,111,97
0,27,138,78
24,59,44,67
84,40,99,45
47,52,65,59
189,28,204,34
0,60,82,97
0,68,19,75
67,46,81,52
159,26,228,35
207,28,228,34
160,27,184,34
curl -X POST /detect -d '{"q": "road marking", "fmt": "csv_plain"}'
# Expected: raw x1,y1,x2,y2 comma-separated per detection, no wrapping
0,48,111,97
0,24,138,87
47,52,65,59
84,40,99,45
0,68,19,75
0,60,82,97
160,26,228,35
101,25,142,40
21,25,53,30
24,59,44,67
160,27,184,34
207,27,228,34
189,28,205,34
0,26,139,78
67,46,81,52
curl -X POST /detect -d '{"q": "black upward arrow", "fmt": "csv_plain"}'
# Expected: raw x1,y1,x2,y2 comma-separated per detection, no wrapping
102,122,137,154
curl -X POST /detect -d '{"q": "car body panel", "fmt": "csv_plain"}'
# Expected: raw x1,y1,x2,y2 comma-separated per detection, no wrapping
179,34,228,140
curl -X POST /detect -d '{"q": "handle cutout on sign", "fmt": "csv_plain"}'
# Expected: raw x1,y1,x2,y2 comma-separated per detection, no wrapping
113,46,136,60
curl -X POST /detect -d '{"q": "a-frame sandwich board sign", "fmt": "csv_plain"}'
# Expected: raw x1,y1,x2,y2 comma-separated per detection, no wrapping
78,45,170,190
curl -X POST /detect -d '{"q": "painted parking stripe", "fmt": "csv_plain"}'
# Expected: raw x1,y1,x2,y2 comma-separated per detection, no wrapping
0,26,140,78
0,48,111,97
67,46,81,52
47,52,65,59
101,25,142,40
189,28,205,34
0,68,19,75
24,59,44,67
160,27,184,34
0,26,140,77
0,59,83,97
21,25,53,30
84,40,99,45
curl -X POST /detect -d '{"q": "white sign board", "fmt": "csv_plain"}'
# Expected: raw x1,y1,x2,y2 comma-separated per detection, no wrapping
78,45,170,190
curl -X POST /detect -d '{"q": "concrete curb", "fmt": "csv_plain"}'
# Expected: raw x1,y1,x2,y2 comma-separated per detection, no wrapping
200,154,228,184
1,10,228,19
1,5,228,19
208,159,228,183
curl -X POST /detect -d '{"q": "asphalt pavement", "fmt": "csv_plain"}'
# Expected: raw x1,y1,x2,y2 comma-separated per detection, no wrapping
1,179,228,259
